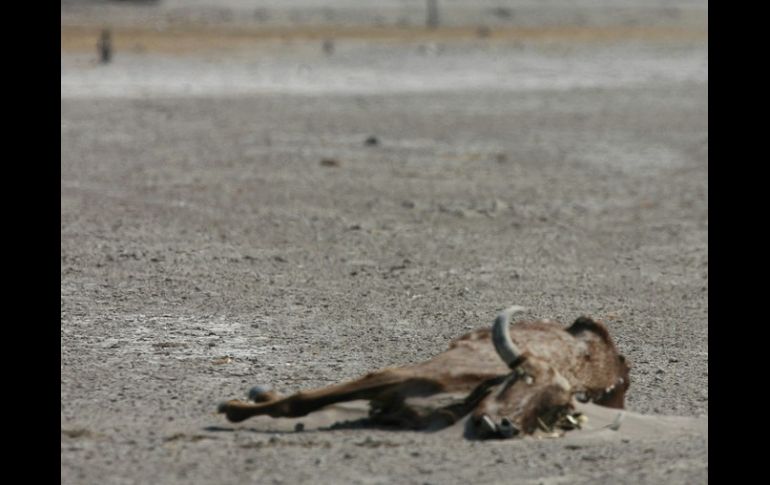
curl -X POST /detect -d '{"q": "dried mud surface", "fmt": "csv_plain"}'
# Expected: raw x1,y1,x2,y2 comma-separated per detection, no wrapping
61,3,707,484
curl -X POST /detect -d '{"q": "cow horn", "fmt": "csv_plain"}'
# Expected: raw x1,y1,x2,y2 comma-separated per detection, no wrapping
492,306,526,368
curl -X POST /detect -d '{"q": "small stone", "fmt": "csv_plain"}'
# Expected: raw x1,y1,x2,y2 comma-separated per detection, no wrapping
364,136,379,146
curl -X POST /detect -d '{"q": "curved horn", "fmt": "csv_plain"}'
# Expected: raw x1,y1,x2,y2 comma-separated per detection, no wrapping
492,306,527,368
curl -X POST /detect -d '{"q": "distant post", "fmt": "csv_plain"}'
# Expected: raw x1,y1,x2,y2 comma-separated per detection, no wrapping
322,39,335,56
98,29,112,64
426,0,439,29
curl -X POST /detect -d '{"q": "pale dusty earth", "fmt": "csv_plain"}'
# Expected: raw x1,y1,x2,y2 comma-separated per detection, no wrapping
61,1,708,483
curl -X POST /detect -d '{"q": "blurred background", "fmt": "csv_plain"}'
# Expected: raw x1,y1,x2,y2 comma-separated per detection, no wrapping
61,0,707,97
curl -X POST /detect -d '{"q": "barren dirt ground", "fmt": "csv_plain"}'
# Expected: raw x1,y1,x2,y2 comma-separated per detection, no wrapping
61,3,707,484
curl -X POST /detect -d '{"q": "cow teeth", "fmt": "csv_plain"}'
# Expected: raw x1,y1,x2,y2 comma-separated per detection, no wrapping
537,417,551,432
478,415,497,436
563,414,580,429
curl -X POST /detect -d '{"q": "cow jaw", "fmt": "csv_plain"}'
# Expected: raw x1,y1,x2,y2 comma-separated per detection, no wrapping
471,358,575,439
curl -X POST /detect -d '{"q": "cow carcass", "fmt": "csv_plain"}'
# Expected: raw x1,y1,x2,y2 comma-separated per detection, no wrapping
217,306,630,439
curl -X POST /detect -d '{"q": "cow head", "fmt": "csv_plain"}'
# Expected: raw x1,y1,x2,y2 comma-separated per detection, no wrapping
466,308,630,439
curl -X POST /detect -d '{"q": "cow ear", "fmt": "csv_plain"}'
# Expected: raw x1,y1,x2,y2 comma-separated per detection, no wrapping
565,316,612,345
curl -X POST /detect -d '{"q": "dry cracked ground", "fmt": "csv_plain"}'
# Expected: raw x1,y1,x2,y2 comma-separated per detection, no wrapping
61,2,707,483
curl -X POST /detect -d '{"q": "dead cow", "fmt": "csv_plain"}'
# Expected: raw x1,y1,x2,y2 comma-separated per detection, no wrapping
217,306,630,439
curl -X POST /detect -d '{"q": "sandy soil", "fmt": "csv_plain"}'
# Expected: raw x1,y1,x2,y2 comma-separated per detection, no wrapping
61,2,707,483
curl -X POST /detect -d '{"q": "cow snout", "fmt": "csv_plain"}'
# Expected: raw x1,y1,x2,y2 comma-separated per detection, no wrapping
473,414,521,440
498,417,519,438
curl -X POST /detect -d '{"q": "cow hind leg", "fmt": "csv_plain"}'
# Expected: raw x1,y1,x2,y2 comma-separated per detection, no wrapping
218,370,430,423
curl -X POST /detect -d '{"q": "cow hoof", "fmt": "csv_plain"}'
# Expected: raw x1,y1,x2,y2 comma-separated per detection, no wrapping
248,385,276,403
